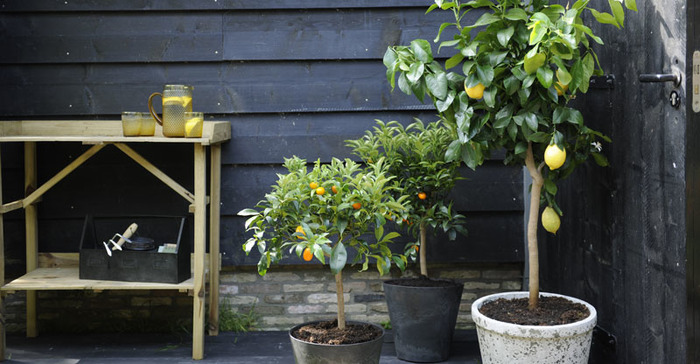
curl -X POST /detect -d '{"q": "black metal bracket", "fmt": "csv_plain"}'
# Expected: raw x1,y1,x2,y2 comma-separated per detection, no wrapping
589,74,615,89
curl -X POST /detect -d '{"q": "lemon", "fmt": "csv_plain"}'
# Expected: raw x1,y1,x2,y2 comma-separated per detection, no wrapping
163,96,183,105
544,144,566,170
465,82,485,99
541,206,560,234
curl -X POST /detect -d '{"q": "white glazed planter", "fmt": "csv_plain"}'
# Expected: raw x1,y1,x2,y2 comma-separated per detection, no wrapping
471,291,597,364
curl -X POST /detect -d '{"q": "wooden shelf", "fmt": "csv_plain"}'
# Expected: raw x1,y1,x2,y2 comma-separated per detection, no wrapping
1,268,194,291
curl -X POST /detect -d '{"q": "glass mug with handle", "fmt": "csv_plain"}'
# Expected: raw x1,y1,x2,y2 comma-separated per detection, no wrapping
148,85,193,137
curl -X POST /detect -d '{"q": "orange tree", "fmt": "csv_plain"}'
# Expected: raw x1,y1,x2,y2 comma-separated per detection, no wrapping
347,119,466,277
383,0,635,309
238,156,409,329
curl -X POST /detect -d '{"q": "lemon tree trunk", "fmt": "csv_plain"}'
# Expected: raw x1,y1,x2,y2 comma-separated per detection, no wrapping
524,143,544,310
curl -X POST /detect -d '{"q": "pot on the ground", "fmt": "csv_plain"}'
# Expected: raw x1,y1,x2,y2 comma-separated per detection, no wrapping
384,278,463,362
288,320,384,364
471,291,597,364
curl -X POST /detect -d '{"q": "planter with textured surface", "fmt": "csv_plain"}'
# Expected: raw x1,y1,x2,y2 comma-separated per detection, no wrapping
384,278,463,362
289,320,384,364
471,291,597,364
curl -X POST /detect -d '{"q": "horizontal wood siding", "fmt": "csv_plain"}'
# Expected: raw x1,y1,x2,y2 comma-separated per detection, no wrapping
0,2,523,269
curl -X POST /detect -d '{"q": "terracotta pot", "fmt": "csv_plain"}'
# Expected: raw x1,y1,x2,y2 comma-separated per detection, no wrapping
471,291,597,364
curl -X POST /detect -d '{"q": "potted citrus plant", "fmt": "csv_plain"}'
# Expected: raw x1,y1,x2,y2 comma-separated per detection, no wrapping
238,156,409,364
347,118,467,362
383,0,636,362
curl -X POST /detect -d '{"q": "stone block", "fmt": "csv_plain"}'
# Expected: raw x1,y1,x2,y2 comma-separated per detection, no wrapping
308,293,349,304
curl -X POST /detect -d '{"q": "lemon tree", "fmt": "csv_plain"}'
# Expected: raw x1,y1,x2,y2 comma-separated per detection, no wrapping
238,157,409,329
347,119,466,277
383,0,635,309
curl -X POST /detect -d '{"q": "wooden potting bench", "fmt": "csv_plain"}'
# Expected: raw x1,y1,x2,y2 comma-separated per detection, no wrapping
0,120,230,360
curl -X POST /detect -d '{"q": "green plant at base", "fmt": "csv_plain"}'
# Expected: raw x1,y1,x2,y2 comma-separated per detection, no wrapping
383,0,635,309
239,157,409,329
347,119,467,277
218,300,259,333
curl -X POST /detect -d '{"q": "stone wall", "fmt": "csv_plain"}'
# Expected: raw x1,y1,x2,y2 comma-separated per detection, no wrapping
4,262,522,334
220,262,523,331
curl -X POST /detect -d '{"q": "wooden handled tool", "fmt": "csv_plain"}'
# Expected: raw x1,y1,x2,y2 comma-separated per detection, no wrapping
112,223,138,250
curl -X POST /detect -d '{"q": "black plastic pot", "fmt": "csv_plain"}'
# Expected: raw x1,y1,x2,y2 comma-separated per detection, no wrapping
384,278,463,362
289,320,385,364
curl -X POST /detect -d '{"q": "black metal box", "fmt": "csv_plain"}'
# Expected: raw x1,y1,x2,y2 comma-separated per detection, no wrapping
79,215,191,284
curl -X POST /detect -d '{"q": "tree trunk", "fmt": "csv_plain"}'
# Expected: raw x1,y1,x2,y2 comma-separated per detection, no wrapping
419,221,428,277
524,143,544,310
335,271,346,330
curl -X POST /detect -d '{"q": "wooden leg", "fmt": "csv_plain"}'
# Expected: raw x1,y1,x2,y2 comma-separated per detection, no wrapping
192,144,207,360
208,145,221,336
0,146,6,360
24,142,37,338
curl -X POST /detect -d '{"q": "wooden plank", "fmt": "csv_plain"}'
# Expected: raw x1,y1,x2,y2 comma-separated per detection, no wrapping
221,212,524,266
0,267,194,291
24,142,39,338
0,0,432,12
225,112,442,164
191,143,207,360
0,8,461,63
221,162,522,215
0,62,434,116
208,145,222,336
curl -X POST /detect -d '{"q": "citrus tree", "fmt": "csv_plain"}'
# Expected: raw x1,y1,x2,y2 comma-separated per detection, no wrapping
238,157,409,329
383,0,635,309
347,119,466,277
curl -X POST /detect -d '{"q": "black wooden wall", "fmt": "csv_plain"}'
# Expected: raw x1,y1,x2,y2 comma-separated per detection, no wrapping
0,1,523,273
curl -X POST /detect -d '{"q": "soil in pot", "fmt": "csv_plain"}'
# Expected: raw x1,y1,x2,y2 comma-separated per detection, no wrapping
479,295,589,326
291,319,382,345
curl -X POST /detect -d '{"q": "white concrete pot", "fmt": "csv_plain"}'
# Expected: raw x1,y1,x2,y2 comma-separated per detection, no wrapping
471,291,597,364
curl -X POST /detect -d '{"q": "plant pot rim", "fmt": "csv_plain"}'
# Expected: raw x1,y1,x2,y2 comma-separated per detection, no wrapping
471,291,597,338
288,320,385,348
383,278,462,288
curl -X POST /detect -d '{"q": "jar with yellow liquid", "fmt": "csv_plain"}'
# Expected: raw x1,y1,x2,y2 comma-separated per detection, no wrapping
184,112,204,138
147,85,193,137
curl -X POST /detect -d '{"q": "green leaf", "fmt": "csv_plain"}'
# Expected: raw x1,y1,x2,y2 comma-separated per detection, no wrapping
609,0,625,27
445,140,461,162
483,86,496,108
382,47,397,69
434,22,456,43
473,12,500,27
625,0,637,11
426,72,448,100
590,9,620,28
497,26,515,47
476,64,495,86
375,225,384,243
504,75,521,95
524,113,538,132
544,178,558,195
407,62,425,83
445,52,464,70
515,142,528,155
592,152,610,166
556,67,572,85
536,67,554,88
504,8,528,21
529,21,547,45
524,52,546,74
330,242,347,275
411,39,433,63
461,142,479,170
461,41,479,57
237,208,259,217
435,90,456,112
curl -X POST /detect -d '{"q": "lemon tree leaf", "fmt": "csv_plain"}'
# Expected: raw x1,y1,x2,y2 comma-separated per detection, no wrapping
524,52,546,74
497,26,515,47
609,0,625,27
590,9,619,28
625,0,637,11
410,39,433,63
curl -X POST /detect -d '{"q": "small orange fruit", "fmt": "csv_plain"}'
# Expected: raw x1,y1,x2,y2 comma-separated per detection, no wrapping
331,185,338,194
309,182,318,189
352,202,362,210
302,248,313,261
316,187,326,195
414,245,419,252
418,192,427,200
